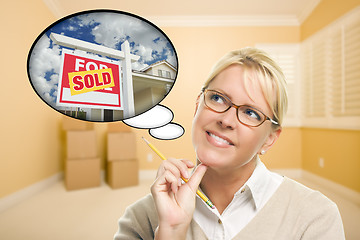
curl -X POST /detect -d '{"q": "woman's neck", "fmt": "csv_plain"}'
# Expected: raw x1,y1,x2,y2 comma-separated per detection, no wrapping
199,159,257,214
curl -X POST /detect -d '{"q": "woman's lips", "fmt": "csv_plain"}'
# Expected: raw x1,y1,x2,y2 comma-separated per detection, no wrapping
206,131,234,147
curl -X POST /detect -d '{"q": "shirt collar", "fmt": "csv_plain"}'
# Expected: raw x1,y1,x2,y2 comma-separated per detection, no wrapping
234,156,272,209
196,156,274,211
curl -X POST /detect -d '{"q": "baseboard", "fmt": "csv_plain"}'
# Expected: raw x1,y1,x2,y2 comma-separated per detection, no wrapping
139,168,360,205
0,169,146,213
2,169,358,213
0,173,63,213
141,169,304,182
302,170,360,206
272,168,360,206
271,168,303,179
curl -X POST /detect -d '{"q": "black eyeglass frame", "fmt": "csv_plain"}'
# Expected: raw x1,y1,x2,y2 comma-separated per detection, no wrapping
202,89,279,127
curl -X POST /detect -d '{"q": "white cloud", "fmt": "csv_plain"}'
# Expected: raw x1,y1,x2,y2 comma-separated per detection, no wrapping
30,36,61,75
67,25,77,31
133,44,153,62
132,61,148,71
163,47,177,68
77,12,176,67
32,76,52,94
50,73,59,85
44,92,56,105
29,35,61,104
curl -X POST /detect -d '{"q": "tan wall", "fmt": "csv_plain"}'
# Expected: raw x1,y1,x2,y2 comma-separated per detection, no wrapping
261,128,302,169
299,0,360,192
302,128,360,192
0,0,59,198
136,25,301,170
301,0,360,40
2,0,360,199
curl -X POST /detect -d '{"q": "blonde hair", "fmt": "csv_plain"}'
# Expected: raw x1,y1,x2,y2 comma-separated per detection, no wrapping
202,47,288,127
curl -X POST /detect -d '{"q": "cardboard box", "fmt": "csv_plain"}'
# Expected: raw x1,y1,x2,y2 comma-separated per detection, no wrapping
67,130,97,159
65,158,101,190
107,159,139,189
107,132,136,161
107,122,132,132
62,116,94,131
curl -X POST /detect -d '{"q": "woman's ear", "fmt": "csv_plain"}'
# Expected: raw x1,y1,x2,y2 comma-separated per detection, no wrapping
194,94,201,116
259,127,282,155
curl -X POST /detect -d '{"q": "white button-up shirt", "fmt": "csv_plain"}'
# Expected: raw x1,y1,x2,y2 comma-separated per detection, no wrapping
193,158,283,240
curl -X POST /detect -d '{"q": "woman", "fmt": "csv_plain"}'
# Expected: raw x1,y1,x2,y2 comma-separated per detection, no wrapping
114,47,345,240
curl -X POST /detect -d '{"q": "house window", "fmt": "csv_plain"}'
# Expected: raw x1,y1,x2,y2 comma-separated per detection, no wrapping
157,69,171,78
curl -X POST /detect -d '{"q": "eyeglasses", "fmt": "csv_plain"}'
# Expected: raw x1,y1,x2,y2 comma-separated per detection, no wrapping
202,89,279,127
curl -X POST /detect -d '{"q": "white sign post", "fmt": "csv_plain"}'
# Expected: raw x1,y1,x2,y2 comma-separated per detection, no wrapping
121,41,135,118
50,33,140,118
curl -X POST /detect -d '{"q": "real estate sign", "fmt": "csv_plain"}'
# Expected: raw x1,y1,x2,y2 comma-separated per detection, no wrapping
56,49,123,110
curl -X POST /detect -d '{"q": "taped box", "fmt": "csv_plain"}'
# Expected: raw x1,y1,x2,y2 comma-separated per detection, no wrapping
107,132,136,161
65,158,101,190
107,159,139,189
67,130,97,159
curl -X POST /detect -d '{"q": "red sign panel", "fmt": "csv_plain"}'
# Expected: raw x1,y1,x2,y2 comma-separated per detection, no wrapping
56,49,122,110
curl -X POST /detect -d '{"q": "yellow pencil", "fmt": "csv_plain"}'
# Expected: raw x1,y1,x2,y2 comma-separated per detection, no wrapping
142,137,215,209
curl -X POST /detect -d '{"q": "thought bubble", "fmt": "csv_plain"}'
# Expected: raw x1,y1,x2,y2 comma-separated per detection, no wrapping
149,123,184,140
123,105,173,129
123,104,184,140
27,9,178,122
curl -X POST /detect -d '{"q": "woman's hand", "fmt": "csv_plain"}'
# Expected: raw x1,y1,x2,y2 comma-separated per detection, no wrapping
151,158,208,240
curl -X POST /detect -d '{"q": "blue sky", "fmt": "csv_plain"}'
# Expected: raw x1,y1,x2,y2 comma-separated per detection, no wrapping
29,11,177,106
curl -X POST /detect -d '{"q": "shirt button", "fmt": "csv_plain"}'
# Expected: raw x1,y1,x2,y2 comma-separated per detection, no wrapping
218,219,222,224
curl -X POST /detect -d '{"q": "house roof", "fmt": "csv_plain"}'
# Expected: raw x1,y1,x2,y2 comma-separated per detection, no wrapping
140,60,177,72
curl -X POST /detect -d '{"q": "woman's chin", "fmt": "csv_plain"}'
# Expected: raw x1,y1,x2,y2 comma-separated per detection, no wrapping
196,152,224,168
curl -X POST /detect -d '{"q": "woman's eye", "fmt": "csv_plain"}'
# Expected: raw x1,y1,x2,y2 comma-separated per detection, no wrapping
244,108,261,120
210,93,226,104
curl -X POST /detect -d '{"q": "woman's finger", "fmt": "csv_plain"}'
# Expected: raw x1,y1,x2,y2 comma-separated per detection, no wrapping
167,158,194,179
186,164,208,194
152,170,179,195
157,158,194,180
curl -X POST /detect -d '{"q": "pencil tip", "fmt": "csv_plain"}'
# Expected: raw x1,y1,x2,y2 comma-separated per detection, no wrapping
142,136,149,144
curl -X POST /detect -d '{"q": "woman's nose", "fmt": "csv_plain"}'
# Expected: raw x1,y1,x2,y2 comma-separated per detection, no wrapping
217,106,238,129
